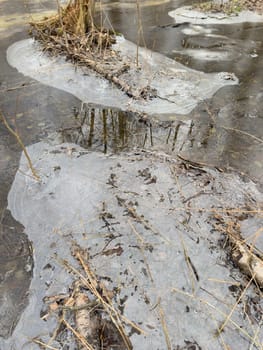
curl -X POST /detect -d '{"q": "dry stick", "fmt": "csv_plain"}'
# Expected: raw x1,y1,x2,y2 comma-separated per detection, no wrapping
135,0,147,67
0,111,40,181
76,0,85,34
243,297,263,350
47,316,65,348
245,230,263,259
207,278,240,286
218,275,262,348
245,227,263,252
200,286,232,308
47,292,73,348
63,318,95,350
80,262,141,338
88,0,96,31
204,101,216,123
0,81,37,92
220,220,263,287
131,148,257,184
59,300,99,311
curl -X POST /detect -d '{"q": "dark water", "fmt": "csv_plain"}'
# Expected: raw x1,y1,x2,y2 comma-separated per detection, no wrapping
0,0,262,339
102,1,263,182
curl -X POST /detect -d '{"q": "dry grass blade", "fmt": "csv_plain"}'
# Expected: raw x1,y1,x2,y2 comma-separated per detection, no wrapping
0,111,40,181
217,275,254,334
157,302,172,350
203,88,263,144
222,126,263,144
245,227,263,256
63,318,95,350
178,232,197,293
32,338,59,350
56,0,69,49
172,287,262,348
249,320,262,350
207,278,240,286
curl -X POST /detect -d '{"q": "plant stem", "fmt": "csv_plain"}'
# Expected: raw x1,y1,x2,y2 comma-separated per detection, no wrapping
0,111,40,181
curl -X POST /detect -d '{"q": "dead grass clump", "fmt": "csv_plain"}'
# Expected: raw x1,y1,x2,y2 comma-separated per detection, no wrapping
29,0,116,62
213,212,263,288
34,244,144,349
29,0,131,95
193,0,246,15
29,0,158,100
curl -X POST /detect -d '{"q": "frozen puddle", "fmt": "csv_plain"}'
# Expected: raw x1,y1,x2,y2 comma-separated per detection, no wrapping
169,6,263,24
3,139,262,349
7,37,238,115
173,48,234,61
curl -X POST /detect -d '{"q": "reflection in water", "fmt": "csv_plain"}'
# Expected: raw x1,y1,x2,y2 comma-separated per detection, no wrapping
61,105,149,153
60,104,205,155
61,102,262,182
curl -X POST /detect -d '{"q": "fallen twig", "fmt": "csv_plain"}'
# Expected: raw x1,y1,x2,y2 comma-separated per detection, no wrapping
63,318,95,350
0,111,40,181
213,214,263,288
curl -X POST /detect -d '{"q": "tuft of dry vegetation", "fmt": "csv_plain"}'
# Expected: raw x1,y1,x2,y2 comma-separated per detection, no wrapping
29,0,115,57
29,0,156,100
213,212,263,288
193,0,263,15
193,0,245,14
33,244,144,349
